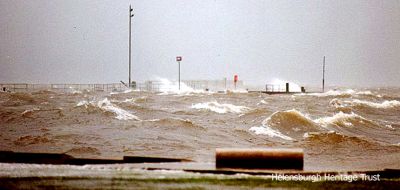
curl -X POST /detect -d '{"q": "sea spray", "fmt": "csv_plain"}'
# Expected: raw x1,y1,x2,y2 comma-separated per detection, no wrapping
269,78,302,92
157,78,206,95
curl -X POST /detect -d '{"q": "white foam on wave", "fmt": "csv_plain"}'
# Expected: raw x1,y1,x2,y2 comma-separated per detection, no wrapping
76,100,89,107
72,90,82,94
385,124,394,129
76,98,139,120
250,109,317,140
261,109,315,126
226,89,249,93
301,89,381,98
257,99,267,105
314,112,363,128
330,98,400,109
355,91,373,95
305,89,356,97
191,101,250,114
21,108,41,117
97,98,139,120
350,99,400,109
249,126,294,140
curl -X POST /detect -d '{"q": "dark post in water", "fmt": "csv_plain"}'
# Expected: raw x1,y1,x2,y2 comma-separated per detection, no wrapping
286,82,289,93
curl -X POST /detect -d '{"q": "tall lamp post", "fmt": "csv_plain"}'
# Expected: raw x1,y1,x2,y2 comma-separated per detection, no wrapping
176,56,182,90
128,5,134,87
322,56,325,93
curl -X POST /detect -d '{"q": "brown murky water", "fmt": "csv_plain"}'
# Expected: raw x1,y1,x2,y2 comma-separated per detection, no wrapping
1,87,400,171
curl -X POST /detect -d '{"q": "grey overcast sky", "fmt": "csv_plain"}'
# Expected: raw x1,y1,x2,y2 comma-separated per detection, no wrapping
0,0,399,87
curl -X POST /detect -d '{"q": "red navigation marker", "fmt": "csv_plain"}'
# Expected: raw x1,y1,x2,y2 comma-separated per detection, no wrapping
234,75,238,83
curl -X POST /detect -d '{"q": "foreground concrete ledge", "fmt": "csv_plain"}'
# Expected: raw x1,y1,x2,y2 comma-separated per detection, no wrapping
216,148,304,170
0,151,191,165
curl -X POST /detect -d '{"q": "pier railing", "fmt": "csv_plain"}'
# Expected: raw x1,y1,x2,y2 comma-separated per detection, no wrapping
265,83,307,93
0,83,126,92
266,84,288,92
1,80,244,93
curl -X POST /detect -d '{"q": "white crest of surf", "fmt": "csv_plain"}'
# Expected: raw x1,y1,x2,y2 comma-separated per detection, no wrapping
301,89,379,98
21,108,41,116
191,101,250,114
250,109,313,140
314,112,364,128
303,89,356,97
330,98,400,109
350,99,400,109
76,98,139,120
76,100,89,107
249,126,294,141
225,89,249,93
257,99,267,105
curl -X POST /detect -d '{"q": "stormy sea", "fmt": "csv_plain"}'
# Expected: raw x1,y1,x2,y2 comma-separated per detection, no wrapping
1,81,400,175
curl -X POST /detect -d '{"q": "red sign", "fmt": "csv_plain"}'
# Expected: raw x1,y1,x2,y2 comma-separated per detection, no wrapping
234,75,238,83
176,56,182,62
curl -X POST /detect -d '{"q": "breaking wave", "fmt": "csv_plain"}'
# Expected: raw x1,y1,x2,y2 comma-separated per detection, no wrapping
76,98,139,120
249,126,294,141
250,109,324,140
302,131,380,148
301,89,381,98
314,111,377,128
257,99,267,105
249,109,388,141
191,101,250,114
330,98,400,110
